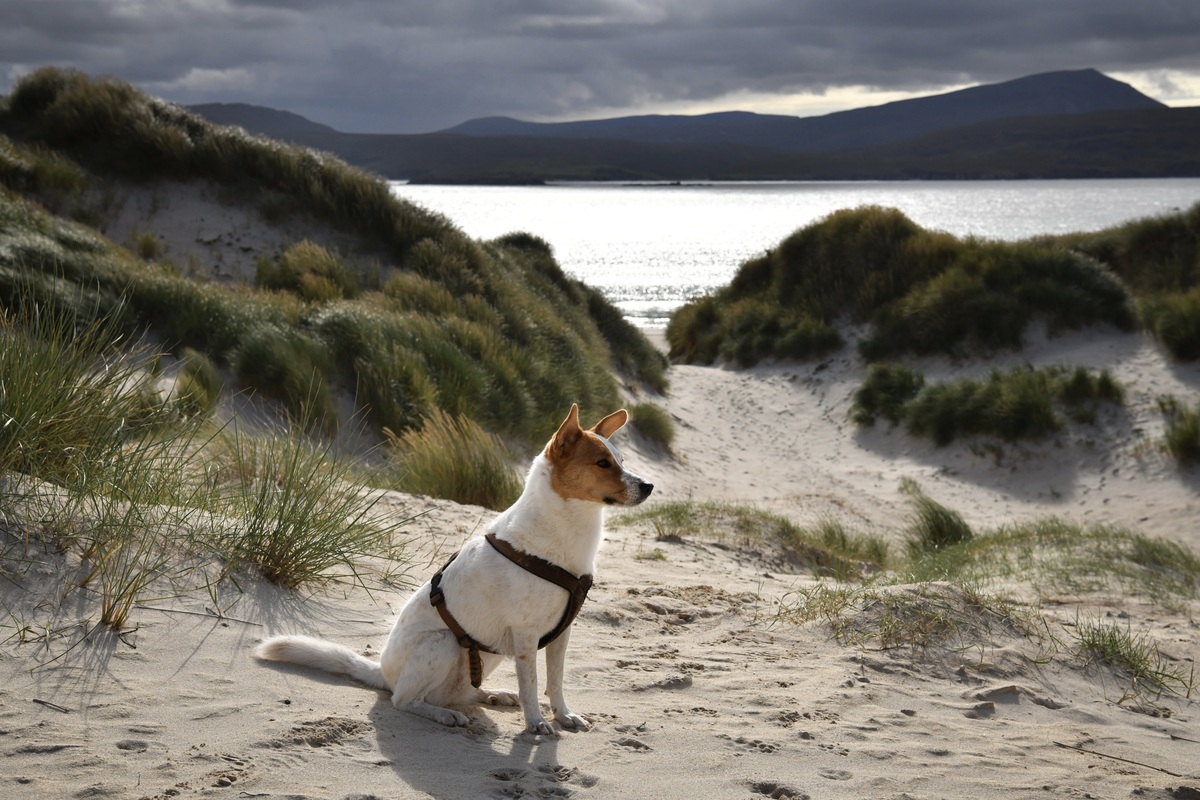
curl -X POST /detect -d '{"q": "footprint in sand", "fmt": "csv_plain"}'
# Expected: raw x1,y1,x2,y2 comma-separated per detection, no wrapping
486,762,599,797
209,753,252,788
262,716,371,748
718,733,780,754
747,780,809,799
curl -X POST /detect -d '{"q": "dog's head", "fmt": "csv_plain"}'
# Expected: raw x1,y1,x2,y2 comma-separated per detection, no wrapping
544,404,653,507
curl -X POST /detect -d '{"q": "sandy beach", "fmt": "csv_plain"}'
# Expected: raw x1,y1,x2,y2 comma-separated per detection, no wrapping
2,182,1199,799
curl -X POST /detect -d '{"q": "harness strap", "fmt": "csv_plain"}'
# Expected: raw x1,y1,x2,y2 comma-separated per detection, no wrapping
427,535,594,689
428,550,497,688
484,533,593,650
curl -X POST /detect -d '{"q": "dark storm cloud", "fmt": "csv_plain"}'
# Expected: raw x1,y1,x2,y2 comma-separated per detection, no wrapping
1,0,1197,133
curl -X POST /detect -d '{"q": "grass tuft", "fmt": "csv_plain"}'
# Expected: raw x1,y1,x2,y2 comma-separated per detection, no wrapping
256,239,359,303
210,424,409,590
385,408,524,511
621,500,888,580
1071,614,1195,700
851,363,925,427
1158,394,1200,466
868,366,1126,446
901,479,973,560
629,402,675,451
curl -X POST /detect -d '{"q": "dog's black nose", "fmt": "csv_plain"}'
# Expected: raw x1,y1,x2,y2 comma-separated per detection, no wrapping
639,481,654,496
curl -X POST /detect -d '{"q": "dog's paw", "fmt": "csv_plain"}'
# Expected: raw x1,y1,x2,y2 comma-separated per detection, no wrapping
482,689,520,707
554,710,591,730
523,717,556,736
434,708,470,727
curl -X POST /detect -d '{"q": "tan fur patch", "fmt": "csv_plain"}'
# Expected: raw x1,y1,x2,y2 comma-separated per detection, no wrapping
548,431,634,504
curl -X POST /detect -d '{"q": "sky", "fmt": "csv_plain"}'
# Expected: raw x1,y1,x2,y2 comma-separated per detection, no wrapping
2,1,1199,134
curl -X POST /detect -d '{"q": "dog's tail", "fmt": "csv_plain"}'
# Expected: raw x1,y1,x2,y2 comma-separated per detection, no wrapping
255,635,388,691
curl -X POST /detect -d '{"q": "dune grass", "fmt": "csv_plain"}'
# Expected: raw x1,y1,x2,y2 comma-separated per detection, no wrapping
780,581,1046,659
1157,394,1200,466
1071,614,1195,700
0,67,667,456
0,295,414,632
384,408,524,511
761,485,1200,702
629,402,676,451
1061,202,1200,361
667,205,1137,367
900,479,974,559
854,365,1125,446
621,500,889,581
209,424,408,590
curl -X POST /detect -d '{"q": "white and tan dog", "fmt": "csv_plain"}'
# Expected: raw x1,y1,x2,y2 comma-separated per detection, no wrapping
256,404,653,734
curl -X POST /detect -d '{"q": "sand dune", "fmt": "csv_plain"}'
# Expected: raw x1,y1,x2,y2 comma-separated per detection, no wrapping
3,322,1199,799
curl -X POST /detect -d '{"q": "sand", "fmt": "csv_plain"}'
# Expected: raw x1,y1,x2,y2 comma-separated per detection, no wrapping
2,182,1199,799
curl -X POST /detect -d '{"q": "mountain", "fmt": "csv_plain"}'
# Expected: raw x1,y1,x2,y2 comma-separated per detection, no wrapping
187,102,339,140
440,69,1164,153
187,69,1195,182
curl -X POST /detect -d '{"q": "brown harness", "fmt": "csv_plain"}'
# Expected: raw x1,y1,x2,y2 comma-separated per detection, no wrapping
428,532,594,688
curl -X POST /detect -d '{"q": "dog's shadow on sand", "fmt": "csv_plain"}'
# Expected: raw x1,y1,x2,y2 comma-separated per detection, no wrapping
368,697,589,798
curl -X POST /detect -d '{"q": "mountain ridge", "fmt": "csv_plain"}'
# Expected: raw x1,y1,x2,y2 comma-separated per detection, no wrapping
439,69,1164,152
186,69,1195,182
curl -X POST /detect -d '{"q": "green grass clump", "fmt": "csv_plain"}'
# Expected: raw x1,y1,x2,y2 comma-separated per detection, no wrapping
667,205,1135,366
132,231,160,260
621,500,888,580
1158,394,1200,466
256,239,359,302
780,581,1041,657
385,408,524,511
879,366,1125,446
1063,202,1200,297
904,516,1200,606
1071,615,1195,700
1141,288,1200,361
231,322,336,432
900,480,973,560
629,402,675,451
0,301,157,489
851,363,925,426
209,425,408,590
174,347,223,418
1062,202,1200,360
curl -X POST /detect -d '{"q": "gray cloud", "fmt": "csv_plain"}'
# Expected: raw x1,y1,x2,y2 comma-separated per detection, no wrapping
1,0,1197,133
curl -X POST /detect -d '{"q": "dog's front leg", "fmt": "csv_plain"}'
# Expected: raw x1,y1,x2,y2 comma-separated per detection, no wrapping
512,629,553,735
544,627,589,730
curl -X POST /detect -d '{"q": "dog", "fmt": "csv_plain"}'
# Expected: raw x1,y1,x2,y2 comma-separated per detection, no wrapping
256,404,653,734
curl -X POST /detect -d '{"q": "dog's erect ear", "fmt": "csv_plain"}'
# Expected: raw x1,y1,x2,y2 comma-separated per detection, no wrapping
549,403,584,459
591,408,628,440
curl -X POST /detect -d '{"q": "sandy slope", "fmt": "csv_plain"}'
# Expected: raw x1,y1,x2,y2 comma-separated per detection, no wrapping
3,321,1199,800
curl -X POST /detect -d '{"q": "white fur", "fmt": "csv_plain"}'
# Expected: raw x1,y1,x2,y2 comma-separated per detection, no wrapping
256,411,652,734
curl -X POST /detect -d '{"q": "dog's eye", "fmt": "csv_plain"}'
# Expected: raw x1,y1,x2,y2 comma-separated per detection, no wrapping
596,459,611,469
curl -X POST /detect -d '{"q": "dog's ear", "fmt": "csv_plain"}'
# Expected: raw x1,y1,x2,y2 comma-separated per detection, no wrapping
549,403,584,459
591,408,628,439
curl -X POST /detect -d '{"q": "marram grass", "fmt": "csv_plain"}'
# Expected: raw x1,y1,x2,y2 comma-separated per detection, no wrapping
385,408,524,512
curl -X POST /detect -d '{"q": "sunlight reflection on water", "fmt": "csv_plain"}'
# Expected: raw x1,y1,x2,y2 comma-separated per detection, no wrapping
394,179,1200,327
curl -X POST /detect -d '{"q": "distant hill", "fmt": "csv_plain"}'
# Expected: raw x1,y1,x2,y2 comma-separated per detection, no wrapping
187,102,340,140
440,69,1164,152
188,69,1196,182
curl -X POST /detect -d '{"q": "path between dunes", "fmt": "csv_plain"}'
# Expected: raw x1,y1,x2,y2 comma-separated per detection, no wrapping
2,324,1199,799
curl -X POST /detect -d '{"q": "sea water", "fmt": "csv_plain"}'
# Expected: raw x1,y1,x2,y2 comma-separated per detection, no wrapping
393,179,1200,326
